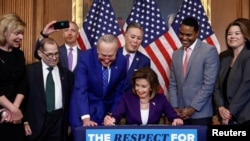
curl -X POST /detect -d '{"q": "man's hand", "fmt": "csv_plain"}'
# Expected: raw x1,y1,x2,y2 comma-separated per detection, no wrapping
82,118,98,126
180,106,195,120
39,20,59,40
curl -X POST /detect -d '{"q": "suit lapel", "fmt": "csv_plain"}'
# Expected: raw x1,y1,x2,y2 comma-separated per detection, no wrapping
35,62,47,103
58,67,66,106
185,40,201,78
129,52,139,73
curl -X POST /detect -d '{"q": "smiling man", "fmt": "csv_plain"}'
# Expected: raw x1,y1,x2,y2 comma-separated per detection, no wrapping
69,34,127,140
24,38,74,141
169,17,220,125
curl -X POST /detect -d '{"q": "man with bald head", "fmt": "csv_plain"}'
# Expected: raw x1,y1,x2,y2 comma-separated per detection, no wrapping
69,34,127,137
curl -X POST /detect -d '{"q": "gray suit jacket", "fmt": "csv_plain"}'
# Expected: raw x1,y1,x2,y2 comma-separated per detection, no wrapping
169,39,220,119
214,47,250,124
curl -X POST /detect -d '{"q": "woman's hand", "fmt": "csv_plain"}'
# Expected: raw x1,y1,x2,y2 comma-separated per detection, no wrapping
171,118,184,126
103,115,116,126
9,106,23,124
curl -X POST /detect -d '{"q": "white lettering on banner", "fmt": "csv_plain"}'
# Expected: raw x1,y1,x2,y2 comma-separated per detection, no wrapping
88,134,111,141
86,129,198,141
171,134,195,141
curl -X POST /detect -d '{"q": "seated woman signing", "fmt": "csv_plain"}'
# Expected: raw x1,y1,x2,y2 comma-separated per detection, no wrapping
103,67,183,126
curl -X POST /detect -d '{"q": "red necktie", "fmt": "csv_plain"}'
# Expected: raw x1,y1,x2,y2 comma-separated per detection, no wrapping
183,47,191,77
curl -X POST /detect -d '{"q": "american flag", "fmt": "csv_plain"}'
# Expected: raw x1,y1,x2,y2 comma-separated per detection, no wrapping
123,0,175,95
123,0,220,96
77,0,124,50
171,0,220,53
77,0,220,96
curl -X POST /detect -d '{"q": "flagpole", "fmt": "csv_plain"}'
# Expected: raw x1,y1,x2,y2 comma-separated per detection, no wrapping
201,0,211,22
72,0,84,30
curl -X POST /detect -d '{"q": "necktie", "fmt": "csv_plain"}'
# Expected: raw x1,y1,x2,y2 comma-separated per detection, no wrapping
126,54,130,71
68,48,73,71
183,47,191,77
45,67,55,112
103,67,109,94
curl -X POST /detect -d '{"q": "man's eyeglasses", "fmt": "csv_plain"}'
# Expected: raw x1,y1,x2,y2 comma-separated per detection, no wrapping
40,50,59,59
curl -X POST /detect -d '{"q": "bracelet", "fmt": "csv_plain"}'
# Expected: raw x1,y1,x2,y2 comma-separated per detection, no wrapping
23,121,29,125
40,31,49,38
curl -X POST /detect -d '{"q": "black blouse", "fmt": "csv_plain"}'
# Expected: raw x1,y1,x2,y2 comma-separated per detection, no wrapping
0,48,26,107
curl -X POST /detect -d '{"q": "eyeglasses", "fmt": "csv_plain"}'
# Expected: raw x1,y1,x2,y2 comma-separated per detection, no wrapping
40,50,59,59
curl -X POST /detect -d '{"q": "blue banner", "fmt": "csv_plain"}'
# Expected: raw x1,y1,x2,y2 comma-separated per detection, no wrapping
86,128,197,141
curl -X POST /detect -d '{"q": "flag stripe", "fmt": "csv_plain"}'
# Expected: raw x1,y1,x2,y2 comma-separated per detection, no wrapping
77,0,221,96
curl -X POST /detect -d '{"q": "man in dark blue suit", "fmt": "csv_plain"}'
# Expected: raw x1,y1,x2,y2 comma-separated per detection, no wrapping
34,21,81,72
118,22,151,92
69,34,127,136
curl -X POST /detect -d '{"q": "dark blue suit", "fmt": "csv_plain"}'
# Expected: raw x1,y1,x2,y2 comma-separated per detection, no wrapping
69,47,127,128
118,47,150,92
112,92,179,125
58,44,82,72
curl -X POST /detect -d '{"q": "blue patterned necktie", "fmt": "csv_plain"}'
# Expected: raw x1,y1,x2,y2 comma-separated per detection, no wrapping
103,67,109,94
126,54,130,72
46,67,55,112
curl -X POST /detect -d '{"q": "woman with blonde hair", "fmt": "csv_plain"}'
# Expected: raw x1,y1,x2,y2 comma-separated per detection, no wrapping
0,13,26,140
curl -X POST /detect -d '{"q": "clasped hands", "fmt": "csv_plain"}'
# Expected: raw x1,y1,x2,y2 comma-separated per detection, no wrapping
218,106,232,125
0,108,23,124
174,106,195,120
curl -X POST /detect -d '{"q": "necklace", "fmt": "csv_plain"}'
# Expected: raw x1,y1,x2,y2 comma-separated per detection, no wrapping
140,100,149,104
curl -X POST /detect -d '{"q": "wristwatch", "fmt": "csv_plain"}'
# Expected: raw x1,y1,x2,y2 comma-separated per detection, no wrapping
40,31,49,38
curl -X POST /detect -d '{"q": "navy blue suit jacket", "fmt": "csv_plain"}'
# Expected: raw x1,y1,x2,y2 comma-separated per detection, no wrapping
118,47,150,92
58,44,82,72
69,47,127,127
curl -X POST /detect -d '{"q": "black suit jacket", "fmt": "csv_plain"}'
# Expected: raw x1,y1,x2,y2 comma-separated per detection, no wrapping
24,62,74,141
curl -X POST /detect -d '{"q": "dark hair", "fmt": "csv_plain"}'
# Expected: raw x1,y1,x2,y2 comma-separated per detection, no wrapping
181,17,199,32
233,18,250,35
225,20,250,50
131,67,160,100
39,38,59,51
126,22,144,33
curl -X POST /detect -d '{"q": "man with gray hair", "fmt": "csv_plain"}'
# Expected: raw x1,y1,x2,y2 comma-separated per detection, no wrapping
69,34,127,138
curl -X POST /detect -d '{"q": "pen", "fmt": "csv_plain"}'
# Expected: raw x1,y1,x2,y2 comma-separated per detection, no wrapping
107,112,115,125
